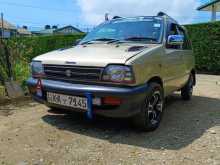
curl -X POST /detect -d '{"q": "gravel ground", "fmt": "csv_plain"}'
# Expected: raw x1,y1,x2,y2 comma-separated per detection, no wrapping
0,74,219,165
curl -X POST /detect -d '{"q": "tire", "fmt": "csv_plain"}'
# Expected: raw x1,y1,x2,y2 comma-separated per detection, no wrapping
133,83,164,132
181,74,194,101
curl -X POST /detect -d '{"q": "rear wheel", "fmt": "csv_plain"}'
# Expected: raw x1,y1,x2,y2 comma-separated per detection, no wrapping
181,74,194,101
133,83,164,132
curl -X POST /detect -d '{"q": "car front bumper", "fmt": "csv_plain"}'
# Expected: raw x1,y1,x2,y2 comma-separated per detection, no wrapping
26,78,149,118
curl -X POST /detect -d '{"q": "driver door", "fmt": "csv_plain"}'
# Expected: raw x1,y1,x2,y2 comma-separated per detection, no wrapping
163,23,186,94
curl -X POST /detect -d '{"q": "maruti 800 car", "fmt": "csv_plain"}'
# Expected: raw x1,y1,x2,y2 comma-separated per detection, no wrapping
27,12,196,131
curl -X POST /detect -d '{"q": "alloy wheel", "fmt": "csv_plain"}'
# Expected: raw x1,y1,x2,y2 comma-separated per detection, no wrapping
146,91,163,125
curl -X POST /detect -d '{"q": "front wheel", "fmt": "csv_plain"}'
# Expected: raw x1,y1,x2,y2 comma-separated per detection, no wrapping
133,83,164,132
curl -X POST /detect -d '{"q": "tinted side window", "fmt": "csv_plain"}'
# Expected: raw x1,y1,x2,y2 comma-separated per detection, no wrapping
177,26,192,50
184,32,192,50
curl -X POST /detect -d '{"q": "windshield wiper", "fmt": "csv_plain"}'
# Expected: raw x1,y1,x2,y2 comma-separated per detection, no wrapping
95,38,118,41
80,37,157,45
80,38,119,45
124,37,158,42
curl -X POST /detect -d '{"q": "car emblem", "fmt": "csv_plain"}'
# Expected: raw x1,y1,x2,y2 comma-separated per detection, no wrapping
66,61,77,65
65,69,72,77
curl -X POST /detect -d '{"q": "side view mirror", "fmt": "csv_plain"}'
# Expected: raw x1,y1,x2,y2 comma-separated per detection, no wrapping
167,35,184,45
74,39,82,46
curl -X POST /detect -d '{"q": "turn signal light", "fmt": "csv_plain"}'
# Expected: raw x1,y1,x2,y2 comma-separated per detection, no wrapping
103,97,122,105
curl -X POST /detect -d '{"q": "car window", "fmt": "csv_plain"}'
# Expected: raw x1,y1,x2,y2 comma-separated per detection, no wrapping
178,26,192,50
80,17,164,44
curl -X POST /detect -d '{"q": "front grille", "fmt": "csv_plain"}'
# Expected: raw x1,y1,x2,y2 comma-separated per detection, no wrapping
44,64,104,82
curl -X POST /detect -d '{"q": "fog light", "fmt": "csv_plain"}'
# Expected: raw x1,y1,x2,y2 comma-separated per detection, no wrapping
103,97,122,105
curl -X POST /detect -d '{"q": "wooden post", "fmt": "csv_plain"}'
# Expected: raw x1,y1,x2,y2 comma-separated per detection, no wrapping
0,13,3,84
1,13,4,41
0,13,13,80
105,13,109,21
211,5,217,21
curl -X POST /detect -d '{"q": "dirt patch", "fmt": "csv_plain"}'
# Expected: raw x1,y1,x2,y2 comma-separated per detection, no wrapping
0,110,13,116
0,97,34,117
0,96,32,106
0,74,219,165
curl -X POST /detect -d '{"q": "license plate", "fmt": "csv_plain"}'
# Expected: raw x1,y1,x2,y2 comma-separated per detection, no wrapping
47,92,88,110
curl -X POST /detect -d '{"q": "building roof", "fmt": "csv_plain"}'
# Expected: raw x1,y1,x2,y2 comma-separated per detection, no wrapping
17,28,32,35
54,25,82,33
0,19,16,30
197,0,220,11
32,29,55,35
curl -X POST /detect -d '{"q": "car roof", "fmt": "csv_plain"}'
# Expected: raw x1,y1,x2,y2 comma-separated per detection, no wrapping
110,16,163,22
108,15,178,25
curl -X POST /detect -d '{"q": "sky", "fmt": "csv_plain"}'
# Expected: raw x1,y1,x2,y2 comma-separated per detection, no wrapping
0,0,219,31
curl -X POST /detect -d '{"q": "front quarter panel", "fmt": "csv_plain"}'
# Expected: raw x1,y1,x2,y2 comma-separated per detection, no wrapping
126,45,165,86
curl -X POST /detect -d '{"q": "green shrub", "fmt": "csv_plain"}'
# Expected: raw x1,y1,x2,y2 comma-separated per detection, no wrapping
185,21,220,74
1,22,220,87
13,60,30,89
0,34,85,85
5,34,85,61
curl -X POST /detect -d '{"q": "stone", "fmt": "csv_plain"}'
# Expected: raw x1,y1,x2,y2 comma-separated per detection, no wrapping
210,130,216,134
17,161,28,165
5,81,24,98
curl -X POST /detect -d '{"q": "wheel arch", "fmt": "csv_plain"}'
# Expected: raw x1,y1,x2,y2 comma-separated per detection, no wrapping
147,76,163,88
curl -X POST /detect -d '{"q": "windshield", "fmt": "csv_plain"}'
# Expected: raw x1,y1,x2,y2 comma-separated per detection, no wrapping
80,17,164,44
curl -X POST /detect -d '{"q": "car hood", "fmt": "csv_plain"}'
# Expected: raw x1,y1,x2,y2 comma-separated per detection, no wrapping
34,43,160,67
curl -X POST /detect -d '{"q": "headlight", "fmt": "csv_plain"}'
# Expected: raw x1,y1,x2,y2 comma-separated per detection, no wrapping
31,61,45,78
102,65,135,84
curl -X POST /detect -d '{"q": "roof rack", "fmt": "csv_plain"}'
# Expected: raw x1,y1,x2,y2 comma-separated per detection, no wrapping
157,12,169,17
112,16,122,20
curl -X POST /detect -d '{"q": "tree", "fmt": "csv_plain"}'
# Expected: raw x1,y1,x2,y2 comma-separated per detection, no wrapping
52,25,58,29
45,25,51,29
22,26,28,30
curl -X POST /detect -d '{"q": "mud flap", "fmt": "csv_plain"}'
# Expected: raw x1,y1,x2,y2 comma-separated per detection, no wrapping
86,93,93,119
